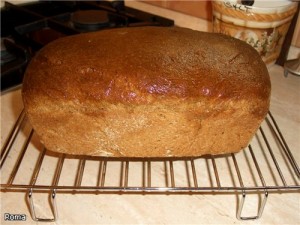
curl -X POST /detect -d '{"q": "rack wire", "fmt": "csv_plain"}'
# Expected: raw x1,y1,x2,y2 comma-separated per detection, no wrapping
1,110,299,222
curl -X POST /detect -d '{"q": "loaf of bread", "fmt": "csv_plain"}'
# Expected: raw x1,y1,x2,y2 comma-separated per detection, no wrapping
22,26,271,158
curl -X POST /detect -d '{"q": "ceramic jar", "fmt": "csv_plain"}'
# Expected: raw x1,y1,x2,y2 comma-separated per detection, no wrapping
212,0,298,64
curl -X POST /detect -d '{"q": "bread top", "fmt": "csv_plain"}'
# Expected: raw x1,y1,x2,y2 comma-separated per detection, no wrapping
22,26,271,105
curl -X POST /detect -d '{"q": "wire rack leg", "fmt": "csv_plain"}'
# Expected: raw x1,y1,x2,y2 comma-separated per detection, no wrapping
27,188,58,222
237,190,268,220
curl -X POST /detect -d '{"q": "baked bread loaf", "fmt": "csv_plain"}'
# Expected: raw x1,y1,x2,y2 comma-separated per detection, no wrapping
22,26,271,158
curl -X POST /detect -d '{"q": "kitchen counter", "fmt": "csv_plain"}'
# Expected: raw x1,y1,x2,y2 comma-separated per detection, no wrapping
1,59,300,225
1,1,300,225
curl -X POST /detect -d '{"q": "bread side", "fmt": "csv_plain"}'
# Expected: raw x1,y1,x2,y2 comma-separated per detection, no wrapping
22,26,271,157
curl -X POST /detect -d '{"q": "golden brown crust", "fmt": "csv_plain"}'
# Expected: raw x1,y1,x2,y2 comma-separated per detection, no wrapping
22,26,271,157
23,27,270,104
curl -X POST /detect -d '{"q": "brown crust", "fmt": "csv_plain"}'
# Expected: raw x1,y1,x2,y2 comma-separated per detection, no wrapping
22,27,271,157
23,26,270,105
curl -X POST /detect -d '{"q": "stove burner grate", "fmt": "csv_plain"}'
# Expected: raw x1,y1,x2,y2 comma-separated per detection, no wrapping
71,10,111,31
1,1,174,92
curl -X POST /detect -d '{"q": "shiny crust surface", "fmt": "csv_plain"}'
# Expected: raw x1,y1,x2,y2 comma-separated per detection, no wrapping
22,27,271,105
22,27,271,157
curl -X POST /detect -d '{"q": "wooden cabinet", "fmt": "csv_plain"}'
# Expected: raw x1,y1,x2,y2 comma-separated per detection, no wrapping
142,1,212,20
141,1,299,47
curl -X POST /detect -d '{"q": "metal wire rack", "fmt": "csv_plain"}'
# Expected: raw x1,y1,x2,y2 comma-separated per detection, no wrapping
1,110,299,222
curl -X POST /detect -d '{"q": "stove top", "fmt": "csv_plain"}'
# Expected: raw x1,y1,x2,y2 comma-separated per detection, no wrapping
1,1,174,92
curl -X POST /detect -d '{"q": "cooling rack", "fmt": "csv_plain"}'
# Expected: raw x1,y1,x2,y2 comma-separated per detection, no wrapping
1,110,299,222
